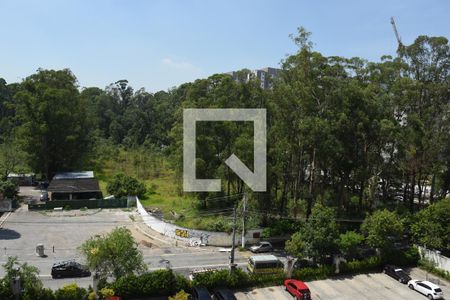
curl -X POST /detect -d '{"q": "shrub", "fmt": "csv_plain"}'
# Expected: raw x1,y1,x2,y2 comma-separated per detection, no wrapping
54,283,87,300
169,290,190,300
99,287,115,298
106,174,146,198
340,256,381,274
418,259,450,282
192,269,249,289
293,265,335,281
111,269,178,298
382,247,420,266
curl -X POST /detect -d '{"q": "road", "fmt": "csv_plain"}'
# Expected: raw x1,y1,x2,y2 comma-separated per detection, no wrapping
0,196,248,290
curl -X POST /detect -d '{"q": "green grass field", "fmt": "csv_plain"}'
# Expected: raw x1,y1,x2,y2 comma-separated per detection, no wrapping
96,148,233,230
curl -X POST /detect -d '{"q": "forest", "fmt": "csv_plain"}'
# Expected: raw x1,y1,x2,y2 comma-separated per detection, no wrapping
0,28,449,226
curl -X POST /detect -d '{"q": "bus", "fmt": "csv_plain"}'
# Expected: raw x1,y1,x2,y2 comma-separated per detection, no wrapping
247,255,284,274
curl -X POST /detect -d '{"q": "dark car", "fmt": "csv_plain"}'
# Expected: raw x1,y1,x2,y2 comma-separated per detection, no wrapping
383,265,411,283
211,288,236,300
51,261,91,279
190,286,212,300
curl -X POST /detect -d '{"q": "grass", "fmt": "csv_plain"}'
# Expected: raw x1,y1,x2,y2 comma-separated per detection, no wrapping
95,148,232,230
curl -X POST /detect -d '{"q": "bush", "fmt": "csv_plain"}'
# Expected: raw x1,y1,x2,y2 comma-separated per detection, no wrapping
169,290,190,300
111,269,178,298
293,265,335,281
54,283,87,300
340,256,381,274
261,219,301,238
418,259,450,282
382,247,420,266
192,269,249,289
106,173,147,198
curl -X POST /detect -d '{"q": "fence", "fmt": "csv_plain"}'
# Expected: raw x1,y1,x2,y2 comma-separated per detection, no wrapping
28,198,130,210
417,245,450,273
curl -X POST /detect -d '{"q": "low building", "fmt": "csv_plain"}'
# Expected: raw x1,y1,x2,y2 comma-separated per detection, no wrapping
7,173,36,186
47,171,102,200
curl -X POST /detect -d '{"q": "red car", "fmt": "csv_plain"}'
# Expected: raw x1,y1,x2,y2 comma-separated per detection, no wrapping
284,279,311,300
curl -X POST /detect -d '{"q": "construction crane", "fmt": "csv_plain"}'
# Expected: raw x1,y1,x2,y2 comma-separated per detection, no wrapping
390,17,404,50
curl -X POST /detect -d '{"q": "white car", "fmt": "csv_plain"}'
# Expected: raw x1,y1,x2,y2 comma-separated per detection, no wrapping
408,280,444,299
249,241,273,253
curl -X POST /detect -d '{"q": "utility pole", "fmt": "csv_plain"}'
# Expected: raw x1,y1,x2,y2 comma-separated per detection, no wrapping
241,193,247,248
229,204,237,272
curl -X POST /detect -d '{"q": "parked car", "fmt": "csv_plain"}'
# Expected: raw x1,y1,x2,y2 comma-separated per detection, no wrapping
211,288,237,300
190,286,212,300
383,265,411,283
408,280,444,299
284,279,311,300
51,260,91,279
294,258,317,269
249,241,273,253
40,191,49,201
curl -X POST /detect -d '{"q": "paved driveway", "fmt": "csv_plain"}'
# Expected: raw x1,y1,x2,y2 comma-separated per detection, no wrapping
236,268,449,300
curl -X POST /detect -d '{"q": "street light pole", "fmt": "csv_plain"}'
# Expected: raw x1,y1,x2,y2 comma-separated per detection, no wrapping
241,193,247,248
229,204,237,272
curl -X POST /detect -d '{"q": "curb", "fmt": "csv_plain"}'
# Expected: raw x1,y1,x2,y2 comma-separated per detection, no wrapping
0,211,12,228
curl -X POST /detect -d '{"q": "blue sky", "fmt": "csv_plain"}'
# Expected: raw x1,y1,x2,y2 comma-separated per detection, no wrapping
1,0,449,92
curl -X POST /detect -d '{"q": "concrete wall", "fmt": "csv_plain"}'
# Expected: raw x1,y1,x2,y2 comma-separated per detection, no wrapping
0,199,12,212
136,198,263,247
418,245,450,273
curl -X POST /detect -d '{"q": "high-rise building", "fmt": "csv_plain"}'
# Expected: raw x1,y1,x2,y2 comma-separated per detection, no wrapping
225,67,281,89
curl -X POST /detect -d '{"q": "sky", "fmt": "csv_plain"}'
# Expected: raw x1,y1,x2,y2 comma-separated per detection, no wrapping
1,0,449,92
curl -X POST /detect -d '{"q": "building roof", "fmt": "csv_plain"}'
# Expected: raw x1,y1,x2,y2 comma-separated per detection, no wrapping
53,171,94,180
47,178,100,193
249,255,279,262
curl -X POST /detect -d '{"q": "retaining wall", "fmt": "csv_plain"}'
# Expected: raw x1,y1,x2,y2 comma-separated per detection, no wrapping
136,198,263,247
418,245,450,273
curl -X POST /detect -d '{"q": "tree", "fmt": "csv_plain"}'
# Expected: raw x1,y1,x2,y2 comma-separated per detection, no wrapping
106,173,147,198
361,209,404,251
0,139,25,181
285,203,339,263
285,231,307,259
0,256,45,300
339,231,364,258
411,197,450,254
80,227,147,281
15,69,89,178
0,180,18,199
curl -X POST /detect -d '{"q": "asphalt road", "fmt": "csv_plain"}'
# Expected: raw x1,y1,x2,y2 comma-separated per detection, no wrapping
0,201,248,290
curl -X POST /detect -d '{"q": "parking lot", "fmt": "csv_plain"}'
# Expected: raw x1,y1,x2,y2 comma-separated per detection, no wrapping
236,268,449,300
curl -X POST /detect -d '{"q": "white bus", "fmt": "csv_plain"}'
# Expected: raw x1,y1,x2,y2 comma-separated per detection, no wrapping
247,255,284,274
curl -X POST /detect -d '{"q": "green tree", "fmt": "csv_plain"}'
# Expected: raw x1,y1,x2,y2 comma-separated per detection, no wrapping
0,180,18,199
411,197,450,254
361,209,404,251
15,69,89,178
106,173,147,198
339,231,365,258
285,203,339,263
80,227,147,281
0,256,45,300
